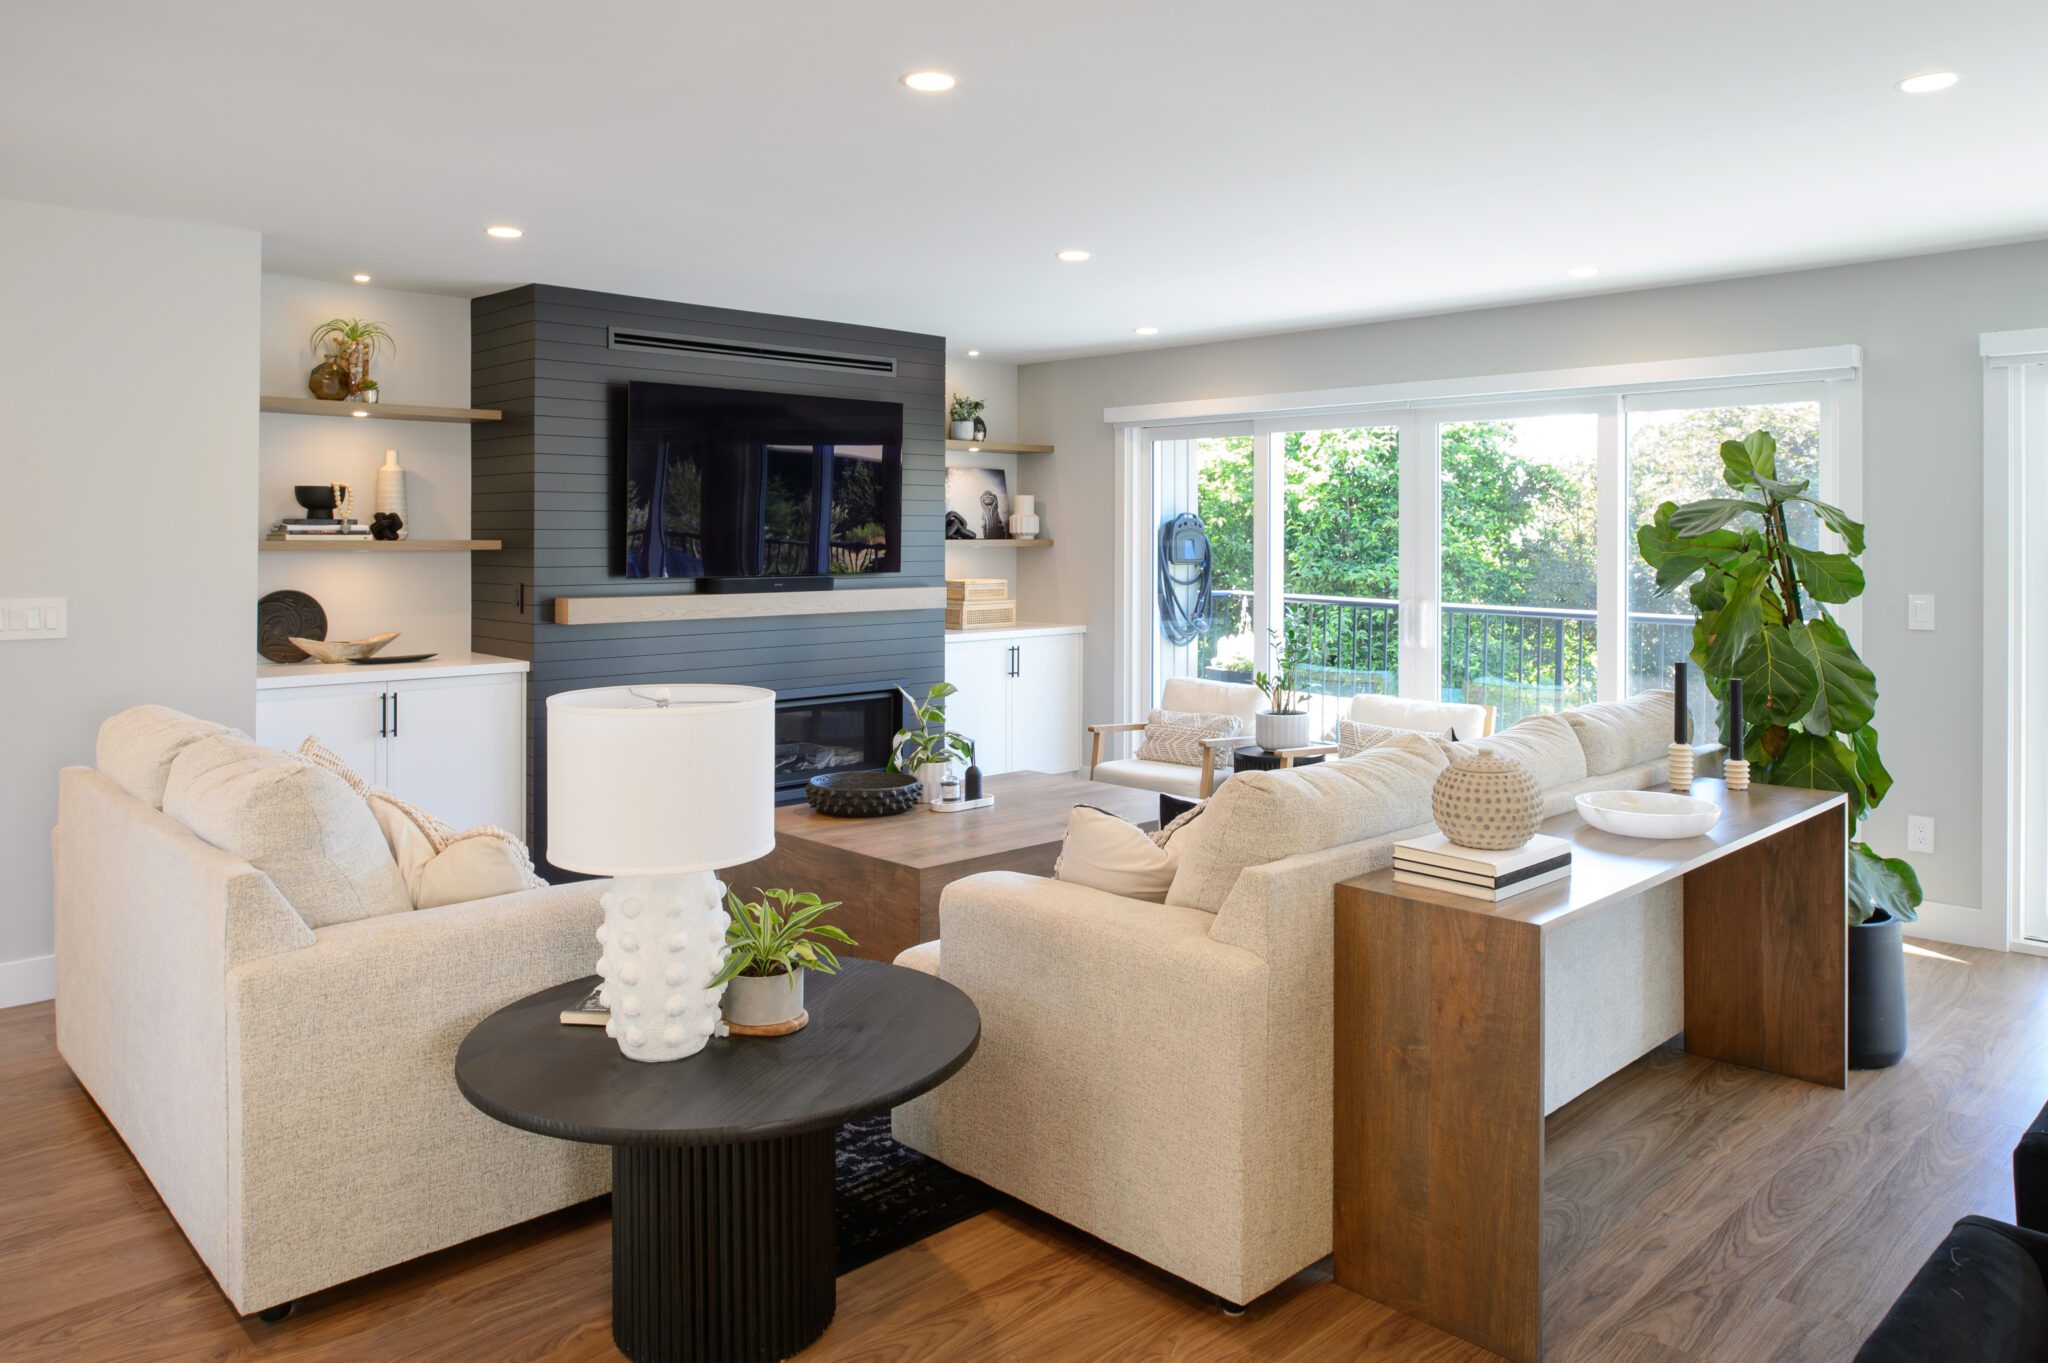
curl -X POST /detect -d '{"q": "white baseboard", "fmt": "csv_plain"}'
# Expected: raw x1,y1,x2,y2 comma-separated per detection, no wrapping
0,954,55,1009
1905,899,2007,951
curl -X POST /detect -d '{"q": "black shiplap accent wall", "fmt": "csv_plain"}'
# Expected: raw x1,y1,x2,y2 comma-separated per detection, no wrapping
471,285,945,869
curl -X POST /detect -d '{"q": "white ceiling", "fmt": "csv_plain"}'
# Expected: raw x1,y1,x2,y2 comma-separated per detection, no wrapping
4,1,2045,362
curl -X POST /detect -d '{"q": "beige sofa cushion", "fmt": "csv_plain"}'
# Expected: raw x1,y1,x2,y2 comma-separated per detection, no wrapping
1562,690,1677,776
1465,714,1588,789
368,792,542,910
1091,756,1209,799
96,705,239,809
1166,732,1449,912
1055,805,1180,902
164,735,410,929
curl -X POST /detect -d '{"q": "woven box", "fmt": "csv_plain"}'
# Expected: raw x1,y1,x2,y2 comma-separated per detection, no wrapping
945,598,1018,630
946,577,1009,602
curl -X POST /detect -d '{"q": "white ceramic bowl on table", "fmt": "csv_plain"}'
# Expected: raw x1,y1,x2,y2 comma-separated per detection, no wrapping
1575,789,1721,839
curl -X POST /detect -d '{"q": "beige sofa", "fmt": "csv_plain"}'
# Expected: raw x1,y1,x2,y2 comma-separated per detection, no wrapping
896,692,1681,1307
53,708,608,1316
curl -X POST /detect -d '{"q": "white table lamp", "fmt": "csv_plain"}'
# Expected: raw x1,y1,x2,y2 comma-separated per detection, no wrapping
547,684,776,1062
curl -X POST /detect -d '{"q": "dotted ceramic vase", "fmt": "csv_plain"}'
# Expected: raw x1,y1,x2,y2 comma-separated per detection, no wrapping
1432,752,1543,851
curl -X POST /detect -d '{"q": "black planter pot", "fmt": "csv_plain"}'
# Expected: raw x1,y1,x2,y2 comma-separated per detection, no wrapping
1848,911,1908,1069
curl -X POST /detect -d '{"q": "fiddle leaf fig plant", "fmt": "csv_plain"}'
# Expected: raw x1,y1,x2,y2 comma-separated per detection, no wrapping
1636,429,1921,925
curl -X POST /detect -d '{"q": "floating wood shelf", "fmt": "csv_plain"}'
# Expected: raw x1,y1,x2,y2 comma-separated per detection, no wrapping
947,538,1053,549
555,586,946,626
261,396,503,424
946,439,1054,455
262,537,503,553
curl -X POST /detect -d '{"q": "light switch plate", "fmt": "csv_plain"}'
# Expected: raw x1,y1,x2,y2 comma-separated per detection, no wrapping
0,597,67,641
1907,594,1936,631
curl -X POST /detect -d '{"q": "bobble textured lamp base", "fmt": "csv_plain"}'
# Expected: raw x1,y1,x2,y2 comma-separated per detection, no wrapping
1668,742,1695,794
1725,758,1751,792
597,871,730,1062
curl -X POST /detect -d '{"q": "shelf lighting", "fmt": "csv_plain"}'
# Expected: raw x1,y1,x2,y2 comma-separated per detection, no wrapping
485,225,523,239
1897,71,1959,94
901,70,956,93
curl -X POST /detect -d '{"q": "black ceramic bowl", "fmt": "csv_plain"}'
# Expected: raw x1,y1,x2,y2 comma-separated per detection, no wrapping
806,770,923,818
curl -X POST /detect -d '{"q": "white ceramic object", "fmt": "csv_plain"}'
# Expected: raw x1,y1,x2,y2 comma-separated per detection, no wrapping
722,969,805,1028
915,759,959,805
375,449,409,539
1254,710,1312,752
950,420,976,440
1575,789,1721,839
1009,494,1041,539
595,872,732,1062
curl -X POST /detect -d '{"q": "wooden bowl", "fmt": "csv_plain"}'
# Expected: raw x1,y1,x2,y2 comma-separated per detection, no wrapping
289,631,400,664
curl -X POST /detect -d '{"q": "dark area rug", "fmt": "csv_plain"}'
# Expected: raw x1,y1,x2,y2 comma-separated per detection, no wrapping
835,1112,998,1273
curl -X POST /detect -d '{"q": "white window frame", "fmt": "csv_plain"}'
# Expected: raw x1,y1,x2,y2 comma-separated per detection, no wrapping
1111,348,1863,729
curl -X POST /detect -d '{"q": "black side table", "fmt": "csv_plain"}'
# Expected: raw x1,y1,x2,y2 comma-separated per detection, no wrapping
1231,744,1327,773
456,957,980,1363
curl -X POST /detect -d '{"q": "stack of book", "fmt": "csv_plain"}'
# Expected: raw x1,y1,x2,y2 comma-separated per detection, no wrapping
272,518,370,540
1392,832,1572,901
945,577,1016,630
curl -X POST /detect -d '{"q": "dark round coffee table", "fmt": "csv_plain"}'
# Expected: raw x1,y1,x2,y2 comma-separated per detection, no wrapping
456,957,980,1363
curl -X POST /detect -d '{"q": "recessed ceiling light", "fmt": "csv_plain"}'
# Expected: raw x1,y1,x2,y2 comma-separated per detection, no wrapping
485,225,523,239
1056,248,1091,263
1897,71,1959,94
1565,265,1600,279
1134,326,1160,336
350,409,369,418
966,349,980,357
352,273,372,283
901,70,956,93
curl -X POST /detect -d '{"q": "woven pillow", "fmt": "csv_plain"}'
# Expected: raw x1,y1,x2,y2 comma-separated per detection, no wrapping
1134,708,1242,769
1335,718,1454,759
299,737,545,910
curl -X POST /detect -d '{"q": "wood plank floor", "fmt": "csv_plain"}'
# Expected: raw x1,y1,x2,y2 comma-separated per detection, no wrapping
3,938,2041,1362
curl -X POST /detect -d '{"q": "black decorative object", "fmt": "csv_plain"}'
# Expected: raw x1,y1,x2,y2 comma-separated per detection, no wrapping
806,770,922,818
1849,911,1909,1068
962,764,982,801
370,512,404,541
944,510,974,540
1672,661,1689,742
257,589,326,663
972,415,987,442
293,484,339,518
1233,745,1323,774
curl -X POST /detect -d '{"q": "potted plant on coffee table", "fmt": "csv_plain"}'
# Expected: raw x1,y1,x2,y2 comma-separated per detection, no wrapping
712,887,856,1033
1636,430,1921,1067
889,681,975,803
1252,626,1312,752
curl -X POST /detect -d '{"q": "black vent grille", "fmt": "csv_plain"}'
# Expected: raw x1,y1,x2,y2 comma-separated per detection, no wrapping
608,327,897,376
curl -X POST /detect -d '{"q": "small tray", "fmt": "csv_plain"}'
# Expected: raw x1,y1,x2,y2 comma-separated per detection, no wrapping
930,796,996,813
347,653,440,665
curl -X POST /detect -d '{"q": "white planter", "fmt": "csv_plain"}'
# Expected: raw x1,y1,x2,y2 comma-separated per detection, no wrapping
374,448,409,539
915,759,957,805
950,420,976,440
722,969,806,1027
1254,710,1312,752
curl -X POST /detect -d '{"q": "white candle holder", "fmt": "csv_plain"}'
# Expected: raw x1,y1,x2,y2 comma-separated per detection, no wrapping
1724,758,1750,792
1668,742,1695,793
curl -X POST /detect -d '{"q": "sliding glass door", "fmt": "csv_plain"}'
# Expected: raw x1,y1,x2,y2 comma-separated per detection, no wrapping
1280,426,1402,734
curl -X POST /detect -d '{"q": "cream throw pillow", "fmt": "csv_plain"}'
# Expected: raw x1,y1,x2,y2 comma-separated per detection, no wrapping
1134,709,1241,769
165,734,411,929
299,738,544,910
1463,714,1588,789
1561,690,1676,776
96,705,241,810
1054,805,1182,902
1334,718,1454,759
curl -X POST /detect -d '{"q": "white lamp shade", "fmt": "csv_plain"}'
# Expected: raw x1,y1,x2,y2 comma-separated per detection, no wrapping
546,684,776,876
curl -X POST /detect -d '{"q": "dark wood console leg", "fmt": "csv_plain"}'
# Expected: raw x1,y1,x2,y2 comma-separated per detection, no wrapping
611,1130,837,1363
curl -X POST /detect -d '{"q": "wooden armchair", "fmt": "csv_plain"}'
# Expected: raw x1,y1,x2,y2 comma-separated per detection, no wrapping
1085,678,1264,800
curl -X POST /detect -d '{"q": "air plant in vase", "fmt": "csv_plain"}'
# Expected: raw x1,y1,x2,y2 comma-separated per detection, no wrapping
309,317,395,396
948,391,986,441
1252,626,1311,752
890,681,975,803
710,888,856,1031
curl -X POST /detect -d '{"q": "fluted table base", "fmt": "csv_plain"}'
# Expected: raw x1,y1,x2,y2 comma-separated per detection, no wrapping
611,1132,837,1363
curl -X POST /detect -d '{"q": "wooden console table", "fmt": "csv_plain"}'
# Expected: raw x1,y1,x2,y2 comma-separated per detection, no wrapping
1332,779,1848,1363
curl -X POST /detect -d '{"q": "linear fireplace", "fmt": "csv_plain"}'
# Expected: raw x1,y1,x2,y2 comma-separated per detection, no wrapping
772,686,905,804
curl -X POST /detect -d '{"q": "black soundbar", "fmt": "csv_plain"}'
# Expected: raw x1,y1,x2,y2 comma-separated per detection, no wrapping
694,577,835,595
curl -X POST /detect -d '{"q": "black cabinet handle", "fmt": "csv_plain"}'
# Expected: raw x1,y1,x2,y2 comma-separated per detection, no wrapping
391,691,400,737
379,692,388,738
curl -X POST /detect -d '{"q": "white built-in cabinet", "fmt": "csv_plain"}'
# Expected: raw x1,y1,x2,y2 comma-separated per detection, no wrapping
255,657,527,836
943,624,1085,775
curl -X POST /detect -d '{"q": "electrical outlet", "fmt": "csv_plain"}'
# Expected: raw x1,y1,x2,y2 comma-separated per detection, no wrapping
0,597,66,641
1906,815,1935,854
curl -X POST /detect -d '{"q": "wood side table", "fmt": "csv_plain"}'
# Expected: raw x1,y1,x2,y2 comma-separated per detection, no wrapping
455,959,980,1363
724,770,1159,962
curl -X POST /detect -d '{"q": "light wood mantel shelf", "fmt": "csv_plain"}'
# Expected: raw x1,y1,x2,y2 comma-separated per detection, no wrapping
261,537,502,553
947,538,1053,549
554,585,947,626
945,439,1053,455
260,395,503,424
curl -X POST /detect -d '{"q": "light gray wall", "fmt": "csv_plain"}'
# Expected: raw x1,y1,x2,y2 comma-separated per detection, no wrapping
0,199,259,1001
1018,237,2048,916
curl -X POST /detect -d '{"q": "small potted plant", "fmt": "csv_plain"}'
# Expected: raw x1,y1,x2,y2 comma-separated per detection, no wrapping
890,681,975,803
1252,626,1311,752
949,391,985,441
713,887,856,1032
309,316,396,395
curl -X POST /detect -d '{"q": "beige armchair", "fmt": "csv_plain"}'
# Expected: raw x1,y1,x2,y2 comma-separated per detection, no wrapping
1086,677,1264,799
1268,692,1497,768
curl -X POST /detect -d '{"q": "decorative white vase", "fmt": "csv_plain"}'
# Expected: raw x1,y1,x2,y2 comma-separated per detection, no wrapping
722,969,806,1027
1254,710,1312,752
374,449,409,539
950,420,976,440
915,759,957,805
595,872,731,1062
1009,494,1041,540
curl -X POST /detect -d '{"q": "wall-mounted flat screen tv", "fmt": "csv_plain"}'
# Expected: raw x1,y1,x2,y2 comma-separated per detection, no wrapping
624,381,903,580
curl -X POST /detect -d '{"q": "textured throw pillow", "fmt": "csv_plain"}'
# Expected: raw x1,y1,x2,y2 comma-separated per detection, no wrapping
297,737,543,910
1055,805,1181,902
165,734,411,929
96,705,240,810
1562,690,1676,776
1134,709,1242,769
1334,718,1455,759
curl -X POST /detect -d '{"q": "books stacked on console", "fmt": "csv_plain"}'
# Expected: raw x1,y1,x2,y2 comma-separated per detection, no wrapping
1392,832,1572,902
272,518,370,539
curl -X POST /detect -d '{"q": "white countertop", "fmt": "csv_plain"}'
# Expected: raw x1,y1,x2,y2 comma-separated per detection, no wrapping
257,651,530,689
944,621,1086,642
